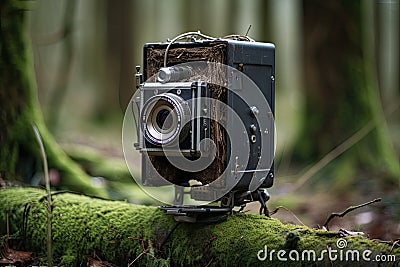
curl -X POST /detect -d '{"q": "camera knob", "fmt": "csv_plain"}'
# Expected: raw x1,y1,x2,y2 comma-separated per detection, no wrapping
250,124,257,134
157,67,173,83
250,106,259,117
135,65,143,89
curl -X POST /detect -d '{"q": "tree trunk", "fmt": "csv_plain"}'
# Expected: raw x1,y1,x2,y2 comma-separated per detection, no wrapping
103,0,135,115
0,1,106,197
294,0,399,183
0,187,398,266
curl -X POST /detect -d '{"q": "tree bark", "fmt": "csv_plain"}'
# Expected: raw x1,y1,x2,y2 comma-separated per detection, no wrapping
0,187,398,266
0,1,106,197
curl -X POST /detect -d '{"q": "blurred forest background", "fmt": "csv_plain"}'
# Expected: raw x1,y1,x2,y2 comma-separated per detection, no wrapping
25,0,399,239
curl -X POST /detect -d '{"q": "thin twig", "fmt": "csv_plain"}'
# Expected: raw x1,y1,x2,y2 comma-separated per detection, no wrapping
291,120,375,192
32,124,53,267
127,249,148,267
127,225,157,266
389,240,399,254
289,103,399,193
270,206,306,226
323,198,381,230
245,25,252,36
160,222,181,249
205,258,213,267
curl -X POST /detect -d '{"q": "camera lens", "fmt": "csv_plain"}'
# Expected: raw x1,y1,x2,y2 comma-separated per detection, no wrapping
149,104,176,136
142,93,191,146
156,109,173,130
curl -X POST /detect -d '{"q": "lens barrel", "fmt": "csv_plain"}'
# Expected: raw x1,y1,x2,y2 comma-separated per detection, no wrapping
157,66,194,83
141,93,191,146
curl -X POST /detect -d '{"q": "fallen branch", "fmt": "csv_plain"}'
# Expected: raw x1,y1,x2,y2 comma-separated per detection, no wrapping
270,206,306,226
323,198,381,230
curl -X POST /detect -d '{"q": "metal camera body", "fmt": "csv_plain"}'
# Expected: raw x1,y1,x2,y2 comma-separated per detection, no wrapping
136,39,275,209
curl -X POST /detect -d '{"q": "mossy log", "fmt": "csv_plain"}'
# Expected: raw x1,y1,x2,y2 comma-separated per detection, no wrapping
0,188,398,266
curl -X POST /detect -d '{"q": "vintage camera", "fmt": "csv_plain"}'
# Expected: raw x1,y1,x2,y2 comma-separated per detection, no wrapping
131,36,275,221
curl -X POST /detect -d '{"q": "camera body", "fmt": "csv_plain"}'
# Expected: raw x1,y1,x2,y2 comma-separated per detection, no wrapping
135,39,275,207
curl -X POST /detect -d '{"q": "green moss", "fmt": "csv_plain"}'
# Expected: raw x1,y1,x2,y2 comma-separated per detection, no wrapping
63,144,135,183
0,188,399,266
209,215,298,266
59,249,76,267
0,187,174,266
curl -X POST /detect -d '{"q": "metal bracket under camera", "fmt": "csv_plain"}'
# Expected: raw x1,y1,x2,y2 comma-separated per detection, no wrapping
158,188,270,223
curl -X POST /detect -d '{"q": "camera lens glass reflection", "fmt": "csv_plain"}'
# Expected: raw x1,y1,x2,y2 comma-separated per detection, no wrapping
156,109,173,130
150,103,176,135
